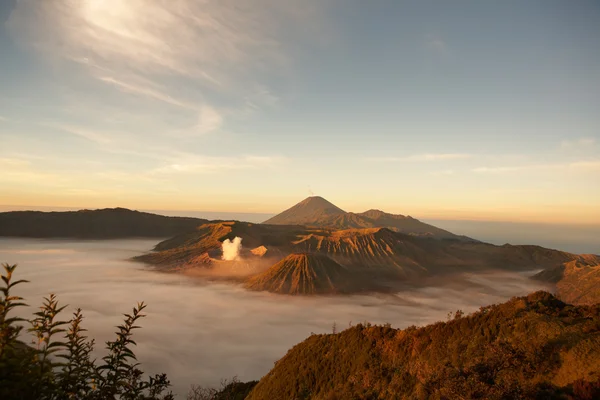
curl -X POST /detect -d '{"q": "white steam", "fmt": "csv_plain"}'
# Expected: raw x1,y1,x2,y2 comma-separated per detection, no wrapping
221,237,242,261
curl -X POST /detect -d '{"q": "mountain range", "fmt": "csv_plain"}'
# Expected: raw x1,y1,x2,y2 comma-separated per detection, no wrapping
1,197,598,303
133,197,600,301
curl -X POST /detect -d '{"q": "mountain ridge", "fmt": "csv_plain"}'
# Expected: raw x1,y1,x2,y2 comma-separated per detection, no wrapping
0,208,207,238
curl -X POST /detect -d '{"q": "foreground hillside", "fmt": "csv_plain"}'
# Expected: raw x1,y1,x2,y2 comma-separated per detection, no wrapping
246,292,600,400
0,208,206,238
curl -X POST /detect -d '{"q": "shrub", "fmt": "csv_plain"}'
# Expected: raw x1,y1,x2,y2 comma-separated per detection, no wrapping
186,377,258,400
0,263,173,400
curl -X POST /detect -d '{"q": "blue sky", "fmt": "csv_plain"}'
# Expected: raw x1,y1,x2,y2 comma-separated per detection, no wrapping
1,0,599,223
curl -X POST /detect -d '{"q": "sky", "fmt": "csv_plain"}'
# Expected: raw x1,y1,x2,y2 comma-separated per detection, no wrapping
1,0,599,224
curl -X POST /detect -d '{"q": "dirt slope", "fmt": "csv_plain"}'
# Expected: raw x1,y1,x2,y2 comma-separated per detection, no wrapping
245,253,360,294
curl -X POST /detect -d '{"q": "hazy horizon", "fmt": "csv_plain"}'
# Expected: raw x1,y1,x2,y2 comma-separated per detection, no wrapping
4,201,600,226
1,203,599,254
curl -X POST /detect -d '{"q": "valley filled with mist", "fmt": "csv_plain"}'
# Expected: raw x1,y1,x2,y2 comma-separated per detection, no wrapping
0,238,552,398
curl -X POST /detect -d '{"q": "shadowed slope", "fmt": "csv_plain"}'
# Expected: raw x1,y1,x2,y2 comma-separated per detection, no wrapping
247,292,600,399
534,254,600,305
245,253,360,294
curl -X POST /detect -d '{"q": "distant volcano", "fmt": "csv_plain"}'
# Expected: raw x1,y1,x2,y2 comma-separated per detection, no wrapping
263,196,346,226
264,196,469,241
244,253,360,295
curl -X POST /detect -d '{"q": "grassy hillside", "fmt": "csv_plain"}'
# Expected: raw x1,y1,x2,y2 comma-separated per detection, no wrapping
247,291,600,399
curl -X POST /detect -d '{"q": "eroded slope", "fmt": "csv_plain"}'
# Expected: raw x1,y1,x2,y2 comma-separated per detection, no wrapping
244,253,360,295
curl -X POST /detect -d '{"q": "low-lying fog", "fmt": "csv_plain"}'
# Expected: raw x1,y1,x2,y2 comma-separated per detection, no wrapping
0,238,551,398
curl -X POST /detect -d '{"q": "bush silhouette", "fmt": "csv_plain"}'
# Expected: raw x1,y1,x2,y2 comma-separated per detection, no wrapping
0,263,173,400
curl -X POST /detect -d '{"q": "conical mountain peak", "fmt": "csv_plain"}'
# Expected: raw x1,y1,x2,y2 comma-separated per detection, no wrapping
297,196,344,210
263,196,345,226
244,253,356,294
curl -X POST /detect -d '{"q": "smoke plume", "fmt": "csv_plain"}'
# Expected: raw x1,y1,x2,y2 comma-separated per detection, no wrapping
221,237,242,260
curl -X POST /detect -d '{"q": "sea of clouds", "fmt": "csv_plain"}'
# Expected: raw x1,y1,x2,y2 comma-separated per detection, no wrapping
0,238,551,398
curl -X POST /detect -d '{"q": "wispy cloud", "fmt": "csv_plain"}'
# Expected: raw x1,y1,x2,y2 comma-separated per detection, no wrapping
0,157,30,168
196,106,224,135
569,161,600,171
93,170,158,184
473,160,600,174
472,166,527,174
431,169,455,176
365,153,472,163
10,1,250,83
243,85,280,114
98,76,197,110
153,154,287,175
0,157,67,185
8,1,320,103
407,153,471,161
8,0,328,149
35,122,172,160
560,137,596,149
425,34,447,53
50,124,114,145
